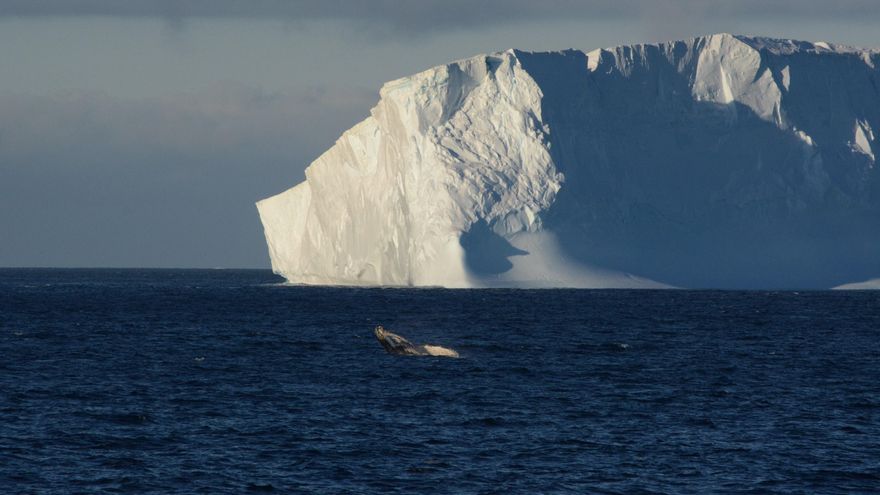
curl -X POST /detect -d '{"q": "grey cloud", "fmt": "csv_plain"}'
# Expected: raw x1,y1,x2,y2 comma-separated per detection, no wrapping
3,1,879,33
0,83,373,165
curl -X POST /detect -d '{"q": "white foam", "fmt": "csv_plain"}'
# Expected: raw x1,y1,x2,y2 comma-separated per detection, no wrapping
421,345,460,358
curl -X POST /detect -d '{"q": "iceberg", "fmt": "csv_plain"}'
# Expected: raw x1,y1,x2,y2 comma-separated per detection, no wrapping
257,34,880,289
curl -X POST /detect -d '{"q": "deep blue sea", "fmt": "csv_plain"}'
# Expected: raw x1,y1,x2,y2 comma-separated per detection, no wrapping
2,269,879,494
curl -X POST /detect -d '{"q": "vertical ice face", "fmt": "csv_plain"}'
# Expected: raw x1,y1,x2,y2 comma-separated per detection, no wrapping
257,34,880,289
258,52,562,287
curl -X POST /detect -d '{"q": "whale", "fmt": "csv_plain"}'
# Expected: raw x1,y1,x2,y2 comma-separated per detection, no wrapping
373,326,459,358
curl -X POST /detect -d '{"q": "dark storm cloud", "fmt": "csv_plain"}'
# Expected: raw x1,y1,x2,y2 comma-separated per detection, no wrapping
3,1,879,32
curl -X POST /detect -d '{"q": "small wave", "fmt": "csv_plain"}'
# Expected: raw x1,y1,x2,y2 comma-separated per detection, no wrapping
601,342,630,351
246,483,275,492
405,457,452,474
91,412,151,426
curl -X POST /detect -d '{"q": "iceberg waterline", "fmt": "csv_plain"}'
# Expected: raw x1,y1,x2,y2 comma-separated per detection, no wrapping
257,34,880,289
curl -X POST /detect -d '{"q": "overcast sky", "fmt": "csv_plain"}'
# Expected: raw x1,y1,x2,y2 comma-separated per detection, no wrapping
2,1,879,268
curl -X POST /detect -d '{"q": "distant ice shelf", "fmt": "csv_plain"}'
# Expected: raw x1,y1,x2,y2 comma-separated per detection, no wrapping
257,34,880,289
834,279,880,290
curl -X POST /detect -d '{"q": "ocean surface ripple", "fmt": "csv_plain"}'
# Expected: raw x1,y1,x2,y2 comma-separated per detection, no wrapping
1,269,879,494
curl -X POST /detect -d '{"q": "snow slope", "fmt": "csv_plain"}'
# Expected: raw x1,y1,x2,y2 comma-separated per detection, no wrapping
257,34,880,288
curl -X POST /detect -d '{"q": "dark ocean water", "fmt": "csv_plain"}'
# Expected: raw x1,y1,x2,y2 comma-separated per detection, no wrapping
1,269,879,494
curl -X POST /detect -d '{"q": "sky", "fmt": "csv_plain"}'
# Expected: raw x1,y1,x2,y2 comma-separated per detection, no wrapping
1,1,879,268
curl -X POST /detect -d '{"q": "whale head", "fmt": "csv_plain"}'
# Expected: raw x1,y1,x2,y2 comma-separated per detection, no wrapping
374,325,421,355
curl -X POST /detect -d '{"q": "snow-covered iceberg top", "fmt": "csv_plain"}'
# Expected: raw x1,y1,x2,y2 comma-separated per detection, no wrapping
257,34,880,289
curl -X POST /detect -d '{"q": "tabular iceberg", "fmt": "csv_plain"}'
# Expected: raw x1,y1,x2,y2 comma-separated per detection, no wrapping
257,34,880,289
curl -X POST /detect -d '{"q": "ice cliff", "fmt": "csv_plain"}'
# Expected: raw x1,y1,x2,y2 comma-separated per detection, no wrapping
257,34,880,289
